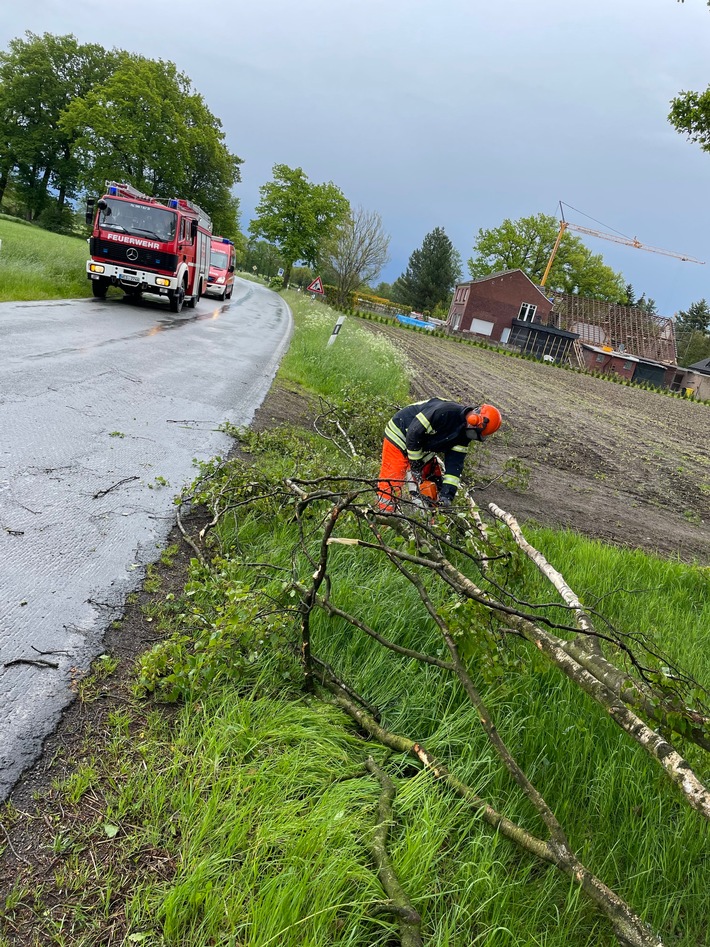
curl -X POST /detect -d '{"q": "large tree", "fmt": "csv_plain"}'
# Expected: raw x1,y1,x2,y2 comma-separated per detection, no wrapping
320,206,390,306
249,164,349,288
0,32,117,224
468,213,627,301
60,54,242,232
393,227,462,313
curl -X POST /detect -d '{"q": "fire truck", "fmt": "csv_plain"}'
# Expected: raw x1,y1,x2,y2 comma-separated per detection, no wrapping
86,182,212,313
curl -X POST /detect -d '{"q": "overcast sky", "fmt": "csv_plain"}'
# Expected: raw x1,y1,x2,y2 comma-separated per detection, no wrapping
4,0,710,314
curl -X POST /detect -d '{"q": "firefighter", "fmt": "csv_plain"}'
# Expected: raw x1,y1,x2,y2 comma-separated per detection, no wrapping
377,399,502,511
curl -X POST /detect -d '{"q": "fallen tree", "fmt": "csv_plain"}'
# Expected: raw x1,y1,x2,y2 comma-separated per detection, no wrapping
172,457,709,947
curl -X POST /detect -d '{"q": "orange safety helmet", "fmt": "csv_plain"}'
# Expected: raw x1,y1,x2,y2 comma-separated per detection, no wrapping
465,403,502,439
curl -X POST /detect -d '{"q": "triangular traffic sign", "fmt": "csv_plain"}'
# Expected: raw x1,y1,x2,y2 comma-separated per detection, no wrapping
306,276,325,295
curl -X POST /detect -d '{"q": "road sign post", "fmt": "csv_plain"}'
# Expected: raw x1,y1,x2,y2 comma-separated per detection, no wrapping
306,276,325,296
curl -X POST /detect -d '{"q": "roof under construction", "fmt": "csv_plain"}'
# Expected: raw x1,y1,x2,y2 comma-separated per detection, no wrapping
544,290,677,364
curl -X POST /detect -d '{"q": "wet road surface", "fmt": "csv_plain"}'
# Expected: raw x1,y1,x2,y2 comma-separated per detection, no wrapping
0,279,292,799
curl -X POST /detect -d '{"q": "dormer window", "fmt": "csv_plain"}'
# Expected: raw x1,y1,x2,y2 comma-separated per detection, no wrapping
519,302,537,321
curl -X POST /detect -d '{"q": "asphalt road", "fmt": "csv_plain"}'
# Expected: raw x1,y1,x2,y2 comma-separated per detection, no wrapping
0,279,292,800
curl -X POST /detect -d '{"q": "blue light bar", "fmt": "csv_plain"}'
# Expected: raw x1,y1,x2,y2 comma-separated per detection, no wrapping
108,186,118,195
168,198,178,208
222,238,233,245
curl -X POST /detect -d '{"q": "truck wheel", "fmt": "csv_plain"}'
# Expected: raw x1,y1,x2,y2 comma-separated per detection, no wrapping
226,284,233,299
169,281,186,313
187,278,202,309
91,278,109,298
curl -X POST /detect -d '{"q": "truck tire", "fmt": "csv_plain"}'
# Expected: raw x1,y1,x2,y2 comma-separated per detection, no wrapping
169,281,186,314
91,278,109,298
187,277,202,309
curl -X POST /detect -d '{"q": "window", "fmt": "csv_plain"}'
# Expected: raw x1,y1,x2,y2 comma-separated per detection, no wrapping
596,354,605,363
518,302,537,321
451,310,462,330
623,361,633,370
180,218,193,244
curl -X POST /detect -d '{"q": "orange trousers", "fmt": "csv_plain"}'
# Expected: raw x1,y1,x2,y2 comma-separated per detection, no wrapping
377,441,442,510
377,438,409,510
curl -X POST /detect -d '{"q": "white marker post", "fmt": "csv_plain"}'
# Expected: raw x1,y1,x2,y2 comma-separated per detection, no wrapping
327,315,346,346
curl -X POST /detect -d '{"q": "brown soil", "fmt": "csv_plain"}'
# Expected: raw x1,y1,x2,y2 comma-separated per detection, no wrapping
1,323,708,944
360,323,710,564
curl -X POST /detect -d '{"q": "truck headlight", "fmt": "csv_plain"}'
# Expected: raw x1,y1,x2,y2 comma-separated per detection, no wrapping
89,264,105,274
155,277,170,286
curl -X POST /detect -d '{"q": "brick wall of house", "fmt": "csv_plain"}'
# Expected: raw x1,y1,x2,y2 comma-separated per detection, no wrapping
450,271,554,341
581,349,636,380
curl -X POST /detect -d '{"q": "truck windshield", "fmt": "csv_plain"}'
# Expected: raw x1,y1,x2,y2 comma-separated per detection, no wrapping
99,199,177,243
210,250,230,269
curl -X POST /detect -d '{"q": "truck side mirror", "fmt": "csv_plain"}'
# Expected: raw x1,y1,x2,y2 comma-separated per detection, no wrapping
85,198,96,225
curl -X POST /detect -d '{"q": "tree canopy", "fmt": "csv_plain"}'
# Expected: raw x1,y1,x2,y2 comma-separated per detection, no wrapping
393,227,462,314
0,32,118,226
0,32,242,238
60,54,242,237
669,86,710,154
249,164,349,288
468,213,627,302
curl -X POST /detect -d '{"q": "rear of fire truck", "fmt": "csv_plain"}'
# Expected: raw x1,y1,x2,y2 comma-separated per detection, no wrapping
86,182,212,314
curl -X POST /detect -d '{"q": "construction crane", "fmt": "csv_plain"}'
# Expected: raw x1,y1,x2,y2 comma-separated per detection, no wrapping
539,203,705,287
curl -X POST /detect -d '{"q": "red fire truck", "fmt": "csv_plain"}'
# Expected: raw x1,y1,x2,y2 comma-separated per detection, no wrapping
205,236,236,300
86,181,212,313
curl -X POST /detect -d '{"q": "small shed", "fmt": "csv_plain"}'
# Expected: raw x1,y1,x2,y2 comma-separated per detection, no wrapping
679,357,710,399
582,345,638,380
581,345,674,387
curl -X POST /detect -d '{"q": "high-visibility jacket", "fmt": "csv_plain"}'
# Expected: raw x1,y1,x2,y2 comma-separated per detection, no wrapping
384,398,475,499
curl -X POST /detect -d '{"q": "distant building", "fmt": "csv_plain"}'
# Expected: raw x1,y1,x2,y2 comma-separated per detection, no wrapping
678,357,710,399
447,270,681,382
447,270,578,362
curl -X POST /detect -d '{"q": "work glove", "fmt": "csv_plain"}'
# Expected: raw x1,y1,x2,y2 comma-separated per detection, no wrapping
438,495,452,509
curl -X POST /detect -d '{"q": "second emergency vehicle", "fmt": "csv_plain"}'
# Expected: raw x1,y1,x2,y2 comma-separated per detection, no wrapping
86,182,212,313
205,236,236,300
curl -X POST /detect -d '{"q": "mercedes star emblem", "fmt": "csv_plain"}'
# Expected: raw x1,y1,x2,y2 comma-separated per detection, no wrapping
126,247,139,261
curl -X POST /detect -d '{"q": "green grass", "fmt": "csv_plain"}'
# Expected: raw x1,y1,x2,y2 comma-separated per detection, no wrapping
279,291,411,403
3,291,708,947
0,217,92,301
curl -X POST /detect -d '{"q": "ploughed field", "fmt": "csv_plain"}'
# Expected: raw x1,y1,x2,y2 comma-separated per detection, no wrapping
363,322,710,563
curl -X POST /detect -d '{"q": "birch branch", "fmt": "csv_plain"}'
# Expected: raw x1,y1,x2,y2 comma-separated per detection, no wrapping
326,682,663,947
365,757,423,946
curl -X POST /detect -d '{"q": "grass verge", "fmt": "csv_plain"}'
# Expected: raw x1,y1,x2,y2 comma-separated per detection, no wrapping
1,290,708,947
0,218,92,301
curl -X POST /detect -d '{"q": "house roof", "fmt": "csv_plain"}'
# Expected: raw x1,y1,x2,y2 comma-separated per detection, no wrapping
456,269,553,305
582,344,640,363
581,344,674,369
688,357,710,374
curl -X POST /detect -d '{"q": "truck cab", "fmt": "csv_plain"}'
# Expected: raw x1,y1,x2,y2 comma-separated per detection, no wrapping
205,237,236,300
86,181,212,313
